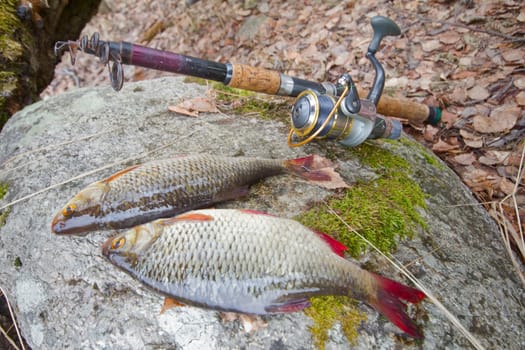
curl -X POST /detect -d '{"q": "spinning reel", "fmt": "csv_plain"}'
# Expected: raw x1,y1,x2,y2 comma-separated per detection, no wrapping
289,16,407,147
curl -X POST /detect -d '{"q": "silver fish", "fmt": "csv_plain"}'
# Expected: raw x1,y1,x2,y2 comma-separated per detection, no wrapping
102,209,426,338
51,154,347,235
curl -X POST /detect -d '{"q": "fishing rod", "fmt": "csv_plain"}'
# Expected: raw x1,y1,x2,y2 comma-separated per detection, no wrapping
54,16,442,148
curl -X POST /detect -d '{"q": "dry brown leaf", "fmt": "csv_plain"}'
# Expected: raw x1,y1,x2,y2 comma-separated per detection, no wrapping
516,92,525,106
501,49,524,63
424,125,439,142
439,31,461,45
441,109,459,128
460,129,484,148
514,78,525,90
168,97,219,117
472,105,520,133
432,139,459,152
422,39,441,52
453,153,476,166
498,177,516,195
451,70,477,80
479,156,499,166
467,86,490,101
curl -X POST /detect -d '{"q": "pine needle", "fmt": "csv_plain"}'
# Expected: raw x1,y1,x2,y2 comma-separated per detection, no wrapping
324,203,486,350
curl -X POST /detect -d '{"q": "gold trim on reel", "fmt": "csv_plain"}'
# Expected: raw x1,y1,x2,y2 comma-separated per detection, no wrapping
287,86,350,148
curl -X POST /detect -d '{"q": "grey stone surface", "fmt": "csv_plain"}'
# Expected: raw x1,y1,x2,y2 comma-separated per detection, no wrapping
0,77,523,349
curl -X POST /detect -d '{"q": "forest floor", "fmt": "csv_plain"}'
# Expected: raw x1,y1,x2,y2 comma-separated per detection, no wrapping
4,0,525,349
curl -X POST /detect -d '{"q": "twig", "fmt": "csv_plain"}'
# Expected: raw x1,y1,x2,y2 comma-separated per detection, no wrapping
0,286,25,350
400,11,525,43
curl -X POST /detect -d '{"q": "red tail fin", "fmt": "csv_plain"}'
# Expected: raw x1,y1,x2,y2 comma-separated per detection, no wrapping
283,155,349,189
369,273,426,339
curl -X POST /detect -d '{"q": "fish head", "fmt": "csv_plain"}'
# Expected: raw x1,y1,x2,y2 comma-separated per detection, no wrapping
101,223,159,268
51,182,107,235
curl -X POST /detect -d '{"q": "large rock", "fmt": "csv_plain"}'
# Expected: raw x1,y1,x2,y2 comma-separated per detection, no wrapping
0,77,523,349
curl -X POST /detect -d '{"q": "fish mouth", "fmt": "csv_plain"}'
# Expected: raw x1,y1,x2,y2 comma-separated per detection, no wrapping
50,213,99,235
101,236,113,257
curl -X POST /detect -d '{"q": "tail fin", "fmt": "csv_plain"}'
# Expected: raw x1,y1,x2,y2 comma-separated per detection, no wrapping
369,273,426,339
283,155,349,189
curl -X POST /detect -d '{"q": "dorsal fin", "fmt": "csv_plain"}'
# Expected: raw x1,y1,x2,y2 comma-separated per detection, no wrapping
313,230,348,257
102,164,141,183
161,212,214,225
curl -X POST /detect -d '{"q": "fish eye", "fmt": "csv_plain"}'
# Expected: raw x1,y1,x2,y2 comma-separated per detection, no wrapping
62,204,77,218
111,237,126,250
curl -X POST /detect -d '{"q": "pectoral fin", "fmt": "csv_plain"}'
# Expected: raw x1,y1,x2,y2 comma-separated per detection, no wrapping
265,296,311,313
160,297,186,314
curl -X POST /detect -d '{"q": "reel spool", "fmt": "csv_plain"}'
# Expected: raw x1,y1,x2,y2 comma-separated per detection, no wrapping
288,86,402,148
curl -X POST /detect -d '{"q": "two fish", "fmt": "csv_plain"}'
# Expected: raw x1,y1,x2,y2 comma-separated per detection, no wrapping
52,153,425,338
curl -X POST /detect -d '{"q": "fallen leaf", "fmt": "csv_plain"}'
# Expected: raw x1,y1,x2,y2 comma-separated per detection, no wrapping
453,153,476,166
451,70,477,80
168,96,219,117
432,139,459,152
498,177,516,195
422,40,441,52
424,125,439,142
460,129,483,148
501,49,524,63
472,105,520,133
467,86,490,100
516,92,525,106
441,109,459,128
439,31,461,45
514,78,525,90
479,156,499,166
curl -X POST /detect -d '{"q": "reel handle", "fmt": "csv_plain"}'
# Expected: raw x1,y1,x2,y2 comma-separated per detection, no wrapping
368,16,401,54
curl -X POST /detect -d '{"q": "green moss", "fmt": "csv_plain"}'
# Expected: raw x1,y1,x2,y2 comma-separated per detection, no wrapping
182,78,291,123
305,296,367,350
296,142,427,347
0,182,9,228
398,137,445,170
0,182,8,200
212,82,291,122
0,0,27,61
0,0,34,128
